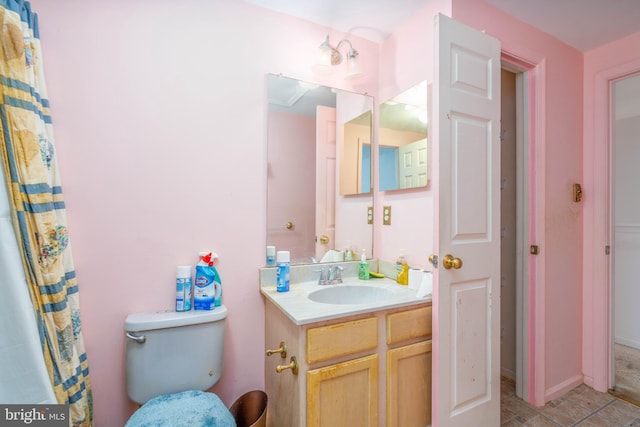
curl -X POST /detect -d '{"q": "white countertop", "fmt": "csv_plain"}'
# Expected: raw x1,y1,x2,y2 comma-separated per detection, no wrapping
260,277,432,325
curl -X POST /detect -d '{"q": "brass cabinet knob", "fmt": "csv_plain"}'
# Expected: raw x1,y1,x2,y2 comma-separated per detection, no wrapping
276,356,299,375
266,341,287,359
285,221,294,230
319,235,330,245
442,254,463,270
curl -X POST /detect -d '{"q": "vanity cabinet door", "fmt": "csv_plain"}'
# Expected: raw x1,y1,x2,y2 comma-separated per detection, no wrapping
386,306,432,345
307,317,377,364
307,354,379,427
386,340,432,427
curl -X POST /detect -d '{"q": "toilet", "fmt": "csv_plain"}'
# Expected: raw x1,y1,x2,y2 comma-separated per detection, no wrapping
124,306,234,426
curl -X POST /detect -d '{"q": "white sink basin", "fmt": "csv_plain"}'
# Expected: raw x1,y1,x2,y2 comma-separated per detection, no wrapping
308,285,394,305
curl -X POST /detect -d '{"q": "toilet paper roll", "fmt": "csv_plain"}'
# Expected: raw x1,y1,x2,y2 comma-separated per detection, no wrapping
408,268,423,290
416,271,433,298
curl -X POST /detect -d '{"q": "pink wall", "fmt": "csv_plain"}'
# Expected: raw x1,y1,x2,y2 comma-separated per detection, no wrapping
452,0,585,403
375,0,451,269
582,31,640,392
29,0,379,425
267,110,316,262
24,0,638,422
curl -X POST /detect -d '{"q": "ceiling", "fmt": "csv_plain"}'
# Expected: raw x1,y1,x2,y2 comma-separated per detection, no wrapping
261,1,640,122
243,0,640,51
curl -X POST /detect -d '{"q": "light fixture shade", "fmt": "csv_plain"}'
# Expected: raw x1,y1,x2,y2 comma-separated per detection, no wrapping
345,48,363,79
316,37,333,66
313,36,337,75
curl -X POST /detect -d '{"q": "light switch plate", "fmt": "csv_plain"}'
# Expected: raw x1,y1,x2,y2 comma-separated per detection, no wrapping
383,205,392,225
367,206,373,224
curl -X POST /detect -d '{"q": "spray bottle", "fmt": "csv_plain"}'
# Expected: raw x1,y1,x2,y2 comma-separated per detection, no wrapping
194,251,222,310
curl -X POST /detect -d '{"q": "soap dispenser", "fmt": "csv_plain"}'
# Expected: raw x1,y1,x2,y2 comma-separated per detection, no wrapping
358,249,370,280
396,252,408,285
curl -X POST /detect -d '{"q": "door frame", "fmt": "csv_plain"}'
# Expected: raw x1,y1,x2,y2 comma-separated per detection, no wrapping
501,49,547,406
500,60,530,401
586,59,640,393
610,73,640,389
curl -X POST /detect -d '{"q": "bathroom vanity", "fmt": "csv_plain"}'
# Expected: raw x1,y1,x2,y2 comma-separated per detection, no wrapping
261,263,432,427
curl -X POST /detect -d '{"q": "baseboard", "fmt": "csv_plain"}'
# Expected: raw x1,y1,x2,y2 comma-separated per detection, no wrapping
609,388,640,408
583,375,594,388
545,374,583,402
615,337,640,350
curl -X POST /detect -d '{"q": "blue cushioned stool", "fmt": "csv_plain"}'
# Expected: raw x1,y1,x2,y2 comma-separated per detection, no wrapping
125,390,236,427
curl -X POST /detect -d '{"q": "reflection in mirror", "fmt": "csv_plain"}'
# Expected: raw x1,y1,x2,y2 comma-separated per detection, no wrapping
266,74,374,265
341,111,372,196
379,81,429,191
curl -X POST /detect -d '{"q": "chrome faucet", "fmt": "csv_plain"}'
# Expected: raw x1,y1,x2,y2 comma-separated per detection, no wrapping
314,265,344,285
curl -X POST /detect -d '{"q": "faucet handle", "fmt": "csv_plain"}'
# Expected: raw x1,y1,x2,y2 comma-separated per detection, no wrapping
331,265,344,282
313,268,328,283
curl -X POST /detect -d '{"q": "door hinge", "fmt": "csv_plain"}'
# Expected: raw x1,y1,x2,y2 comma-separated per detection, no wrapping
605,245,610,255
530,245,539,255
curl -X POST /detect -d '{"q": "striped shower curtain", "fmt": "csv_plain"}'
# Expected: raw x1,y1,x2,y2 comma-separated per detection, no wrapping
0,1,92,425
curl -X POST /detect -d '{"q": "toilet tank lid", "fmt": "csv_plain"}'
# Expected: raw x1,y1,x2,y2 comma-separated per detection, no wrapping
125,306,228,332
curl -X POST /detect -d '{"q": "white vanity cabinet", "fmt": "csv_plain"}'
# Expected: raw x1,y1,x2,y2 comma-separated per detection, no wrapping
264,299,432,427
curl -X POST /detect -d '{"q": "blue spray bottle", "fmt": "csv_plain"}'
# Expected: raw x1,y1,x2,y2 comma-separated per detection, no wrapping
194,251,222,310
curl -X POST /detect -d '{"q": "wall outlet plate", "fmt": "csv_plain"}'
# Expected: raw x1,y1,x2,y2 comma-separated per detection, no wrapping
383,205,392,225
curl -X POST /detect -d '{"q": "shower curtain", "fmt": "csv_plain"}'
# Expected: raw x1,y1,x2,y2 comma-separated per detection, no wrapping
0,1,92,425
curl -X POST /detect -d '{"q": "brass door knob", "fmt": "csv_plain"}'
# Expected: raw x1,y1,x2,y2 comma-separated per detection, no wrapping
442,254,463,270
319,235,330,245
266,341,287,359
276,356,299,375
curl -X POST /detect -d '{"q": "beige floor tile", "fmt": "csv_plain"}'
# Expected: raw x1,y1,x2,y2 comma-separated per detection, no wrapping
502,396,540,422
565,386,615,412
596,399,640,425
538,399,592,426
574,413,615,426
521,414,561,426
501,378,639,427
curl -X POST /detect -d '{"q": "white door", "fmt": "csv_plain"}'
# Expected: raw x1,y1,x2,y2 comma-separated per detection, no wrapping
315,106,337,260
432,14,501,426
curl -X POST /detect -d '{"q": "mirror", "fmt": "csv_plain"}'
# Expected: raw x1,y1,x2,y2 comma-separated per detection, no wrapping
379,81,429,191
266,74,374,265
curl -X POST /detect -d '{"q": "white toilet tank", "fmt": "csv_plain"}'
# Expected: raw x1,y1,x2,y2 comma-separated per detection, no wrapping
124,306,227,404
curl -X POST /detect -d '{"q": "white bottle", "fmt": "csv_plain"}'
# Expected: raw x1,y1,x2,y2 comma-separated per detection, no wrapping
176,266,192,312
266,246,276,266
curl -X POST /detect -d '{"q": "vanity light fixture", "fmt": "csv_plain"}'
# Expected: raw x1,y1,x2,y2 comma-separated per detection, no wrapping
313,35,364,79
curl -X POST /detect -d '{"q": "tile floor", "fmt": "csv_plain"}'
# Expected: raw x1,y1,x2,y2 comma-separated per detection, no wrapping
501,377,640,426
614,343,640,406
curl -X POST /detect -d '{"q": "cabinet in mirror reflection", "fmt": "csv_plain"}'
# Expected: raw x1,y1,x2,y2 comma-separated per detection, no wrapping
379,81,429,191
266,74,374,265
